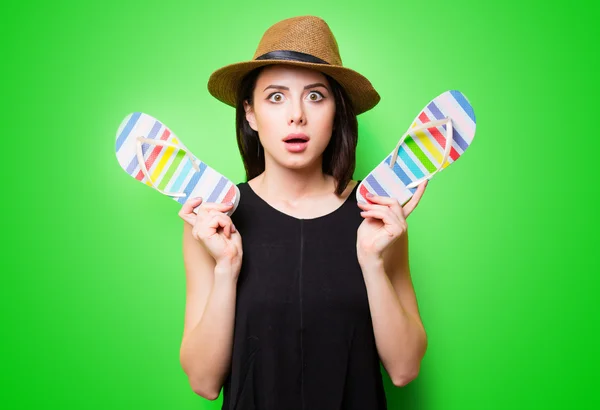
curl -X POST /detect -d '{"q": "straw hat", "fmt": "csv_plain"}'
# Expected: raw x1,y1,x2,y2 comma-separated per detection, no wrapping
207,15,380,115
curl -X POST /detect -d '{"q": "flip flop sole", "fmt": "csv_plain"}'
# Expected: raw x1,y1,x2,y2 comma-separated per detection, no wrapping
357,90,476,205
115,112,239,215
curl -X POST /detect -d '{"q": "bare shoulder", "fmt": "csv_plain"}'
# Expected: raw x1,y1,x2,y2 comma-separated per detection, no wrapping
341,179,358,198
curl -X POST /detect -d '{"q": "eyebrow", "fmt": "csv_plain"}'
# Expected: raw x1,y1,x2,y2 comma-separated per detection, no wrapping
263,82,329,92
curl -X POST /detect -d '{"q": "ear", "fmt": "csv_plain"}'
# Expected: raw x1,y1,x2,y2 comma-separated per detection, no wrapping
244,100,258,132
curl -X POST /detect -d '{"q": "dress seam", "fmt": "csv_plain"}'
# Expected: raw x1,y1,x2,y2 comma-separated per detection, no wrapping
299,220,305,410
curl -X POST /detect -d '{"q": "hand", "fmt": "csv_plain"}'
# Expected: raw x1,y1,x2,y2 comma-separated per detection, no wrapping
356,180,428,266
179,197,243,275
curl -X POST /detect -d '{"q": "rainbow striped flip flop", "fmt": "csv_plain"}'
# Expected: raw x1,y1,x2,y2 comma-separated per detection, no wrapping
115,112,240,216
357,90,476,206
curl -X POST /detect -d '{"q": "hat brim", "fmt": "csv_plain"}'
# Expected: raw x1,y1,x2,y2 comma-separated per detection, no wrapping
207,60,380,115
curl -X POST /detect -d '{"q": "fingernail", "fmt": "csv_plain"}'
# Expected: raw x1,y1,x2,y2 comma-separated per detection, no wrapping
226,201,234,206
366,193,374,198
194,197,202,201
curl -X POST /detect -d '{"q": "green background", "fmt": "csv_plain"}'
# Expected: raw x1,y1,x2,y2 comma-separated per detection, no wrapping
2,0,598,408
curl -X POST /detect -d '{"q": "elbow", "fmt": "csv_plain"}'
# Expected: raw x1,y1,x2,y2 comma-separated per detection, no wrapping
180,351,222,400
191,383,220,401
392,375,414,387
393,330,428,387
184,372,222,400
186,373,221,400
391,367,421,387
392,373,417,387
181,362,222,400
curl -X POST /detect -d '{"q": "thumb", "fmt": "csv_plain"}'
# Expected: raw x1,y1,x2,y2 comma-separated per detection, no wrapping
181,197,204,215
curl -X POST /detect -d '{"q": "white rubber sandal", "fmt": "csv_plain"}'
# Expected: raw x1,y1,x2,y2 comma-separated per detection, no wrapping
357,90,476,205
115,112,240,215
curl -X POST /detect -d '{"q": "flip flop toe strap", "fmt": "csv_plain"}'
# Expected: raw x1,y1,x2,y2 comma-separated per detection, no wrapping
390,117,454,189
135,137,201,198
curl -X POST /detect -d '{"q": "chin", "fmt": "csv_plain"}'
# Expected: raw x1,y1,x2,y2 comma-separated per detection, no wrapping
276,154,319,170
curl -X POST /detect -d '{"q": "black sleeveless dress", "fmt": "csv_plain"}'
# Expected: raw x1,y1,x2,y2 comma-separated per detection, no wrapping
222,181,387,410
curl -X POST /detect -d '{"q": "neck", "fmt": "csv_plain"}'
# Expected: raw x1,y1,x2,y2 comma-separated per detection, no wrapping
255,159,335,202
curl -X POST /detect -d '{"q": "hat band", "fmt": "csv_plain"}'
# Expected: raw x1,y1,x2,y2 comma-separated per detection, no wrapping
255,50,329,65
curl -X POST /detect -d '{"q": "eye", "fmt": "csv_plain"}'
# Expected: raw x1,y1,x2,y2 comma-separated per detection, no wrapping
268,92,285,102
307,91,324,102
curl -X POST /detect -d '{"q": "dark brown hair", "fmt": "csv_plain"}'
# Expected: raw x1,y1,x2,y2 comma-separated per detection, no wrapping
234,66,358,196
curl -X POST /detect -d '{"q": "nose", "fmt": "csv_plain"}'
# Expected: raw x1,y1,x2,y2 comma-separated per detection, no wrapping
288,100,306,126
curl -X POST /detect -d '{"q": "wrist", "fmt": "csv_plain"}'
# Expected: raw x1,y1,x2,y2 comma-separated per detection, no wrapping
357,253,384,272
214,261,240,282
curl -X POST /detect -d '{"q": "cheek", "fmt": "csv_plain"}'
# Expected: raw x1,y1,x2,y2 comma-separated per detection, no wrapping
254,105,281,136
312,104,335,131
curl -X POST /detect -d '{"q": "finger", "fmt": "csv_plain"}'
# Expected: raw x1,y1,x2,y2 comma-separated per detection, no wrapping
363,194,398,206
403,180,428,217
224,220,237,239
205,212,232,239
194,215,222,241
201,201,235,212
179,198,203,226
202,206,234,221
206,214,235,239
195,204,234,219
357,202,402,222
194,203,235,226
359,209,398,227
357,201,398,212
207,213,229,229
360,195,404,217
180,197,204,216
231,227,243,248
180,212,196,226
360,211,405,236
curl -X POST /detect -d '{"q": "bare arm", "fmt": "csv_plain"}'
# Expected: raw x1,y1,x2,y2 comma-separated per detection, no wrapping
356,182,429,387
178,199,242,400
360,230,427,387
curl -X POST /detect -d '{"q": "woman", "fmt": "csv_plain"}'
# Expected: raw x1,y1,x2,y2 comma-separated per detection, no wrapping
178,15,428,409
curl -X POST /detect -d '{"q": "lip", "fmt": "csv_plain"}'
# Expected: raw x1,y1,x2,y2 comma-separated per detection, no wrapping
283,135,309,153
283,133,310,142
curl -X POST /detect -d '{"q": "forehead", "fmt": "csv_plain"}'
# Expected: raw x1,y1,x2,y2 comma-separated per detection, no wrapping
256,64,329,86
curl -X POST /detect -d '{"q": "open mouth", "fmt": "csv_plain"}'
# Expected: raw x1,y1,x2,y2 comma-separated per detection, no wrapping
284,138,308,152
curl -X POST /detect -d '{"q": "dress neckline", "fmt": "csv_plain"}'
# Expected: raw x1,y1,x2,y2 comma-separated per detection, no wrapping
242,180,359,222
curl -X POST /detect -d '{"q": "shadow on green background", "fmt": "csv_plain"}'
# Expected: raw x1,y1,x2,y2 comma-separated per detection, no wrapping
2,0,597,409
